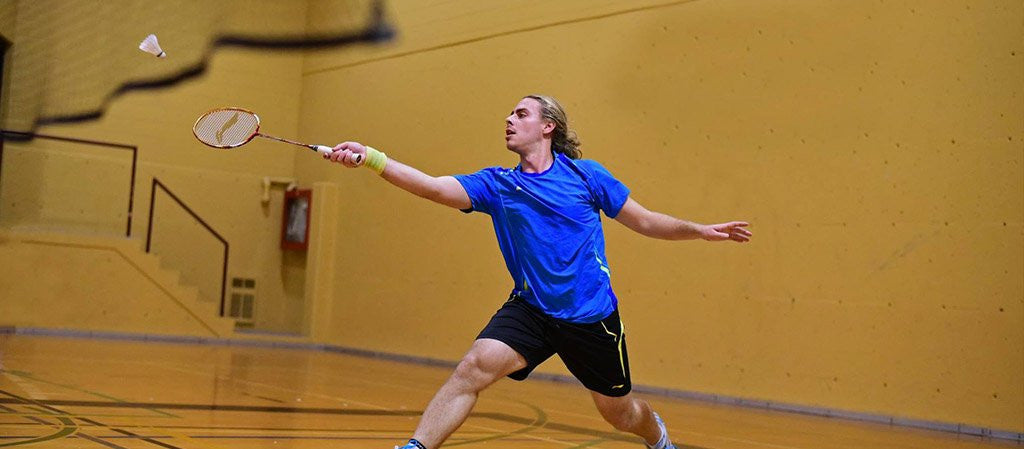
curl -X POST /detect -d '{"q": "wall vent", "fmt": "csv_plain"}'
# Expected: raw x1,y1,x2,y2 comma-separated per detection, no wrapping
229,277,256,327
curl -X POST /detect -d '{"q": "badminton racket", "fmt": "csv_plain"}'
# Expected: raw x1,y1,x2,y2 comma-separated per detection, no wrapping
192,107,362,164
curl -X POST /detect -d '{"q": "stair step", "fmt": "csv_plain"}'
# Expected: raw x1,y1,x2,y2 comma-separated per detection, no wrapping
5,230,250,339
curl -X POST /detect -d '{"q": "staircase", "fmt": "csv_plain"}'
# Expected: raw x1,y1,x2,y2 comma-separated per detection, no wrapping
0,227,236,338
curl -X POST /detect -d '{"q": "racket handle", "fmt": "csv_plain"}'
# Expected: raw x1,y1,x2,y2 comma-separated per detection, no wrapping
314,145,364,165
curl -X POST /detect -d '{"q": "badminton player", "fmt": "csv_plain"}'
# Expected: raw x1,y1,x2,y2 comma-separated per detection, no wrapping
325,95,752,449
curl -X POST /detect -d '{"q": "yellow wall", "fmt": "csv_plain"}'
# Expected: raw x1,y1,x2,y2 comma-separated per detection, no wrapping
0,0,16,124
1,138,132,234
1,0,1020,434
1,1,313,334
296,0,1023,432
0,230,232,337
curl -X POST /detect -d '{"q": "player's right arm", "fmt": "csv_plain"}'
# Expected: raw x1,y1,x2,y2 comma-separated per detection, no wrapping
325,141,471,210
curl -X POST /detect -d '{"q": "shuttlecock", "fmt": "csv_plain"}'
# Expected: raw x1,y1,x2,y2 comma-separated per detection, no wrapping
139,34,166,58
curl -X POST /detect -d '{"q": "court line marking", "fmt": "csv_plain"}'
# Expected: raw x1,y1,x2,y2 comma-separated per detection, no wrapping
0,416,77,448
0,421,562,436
0,411,171,419
0,408,72,447
75,416,187,449
75,432,132,449
148,359,693,447
447,401,549,447
0,393,81,448
277,361,677,447
5,398,712,448
3,370,178,418
0,389,186,449
136,360,393,410
276,364,647,444
2,342,713,448
1,421,600,441
676,429,807,449
565,438,609,449
239,360,642,447
133,359,584,446
4,347,645,447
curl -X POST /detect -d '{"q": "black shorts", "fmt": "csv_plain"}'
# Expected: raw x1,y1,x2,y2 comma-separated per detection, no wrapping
477,295,632,397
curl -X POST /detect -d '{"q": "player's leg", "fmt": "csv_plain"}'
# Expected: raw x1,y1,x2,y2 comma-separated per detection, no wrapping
401,338,527,449
395,296,555,449
590,391,675,448
555,309,676,448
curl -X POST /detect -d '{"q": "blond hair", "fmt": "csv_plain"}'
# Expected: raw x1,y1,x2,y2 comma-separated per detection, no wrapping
524,95,582,159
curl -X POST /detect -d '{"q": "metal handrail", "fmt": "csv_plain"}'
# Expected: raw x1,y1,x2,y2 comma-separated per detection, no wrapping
146,178,229,317
0,130,138,237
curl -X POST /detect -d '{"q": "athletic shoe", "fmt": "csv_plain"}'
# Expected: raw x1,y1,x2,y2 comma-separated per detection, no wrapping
649,412,677,449
395,439,427,449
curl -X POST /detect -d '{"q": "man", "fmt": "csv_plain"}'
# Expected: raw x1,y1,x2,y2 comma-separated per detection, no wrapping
325,95,752,449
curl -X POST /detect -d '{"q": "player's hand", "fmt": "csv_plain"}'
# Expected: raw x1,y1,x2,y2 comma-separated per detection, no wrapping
701,222,752,242
324,141,367,168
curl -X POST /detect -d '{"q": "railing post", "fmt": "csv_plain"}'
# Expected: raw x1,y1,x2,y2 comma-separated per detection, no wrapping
146,178,229,317
146,178,157,253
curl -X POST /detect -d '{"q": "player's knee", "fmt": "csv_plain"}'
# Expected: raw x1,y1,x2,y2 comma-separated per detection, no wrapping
451,353,498,389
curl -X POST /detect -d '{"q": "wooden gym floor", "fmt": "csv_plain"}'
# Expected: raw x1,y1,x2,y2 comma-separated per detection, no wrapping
0,334,1018,449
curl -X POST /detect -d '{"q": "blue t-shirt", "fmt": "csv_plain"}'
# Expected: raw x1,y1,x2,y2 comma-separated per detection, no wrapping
454,152,631,323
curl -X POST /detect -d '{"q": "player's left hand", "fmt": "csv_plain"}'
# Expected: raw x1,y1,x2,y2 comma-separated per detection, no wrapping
701,222,752,242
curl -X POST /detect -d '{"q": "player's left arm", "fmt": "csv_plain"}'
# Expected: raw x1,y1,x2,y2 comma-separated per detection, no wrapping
613,197,752,242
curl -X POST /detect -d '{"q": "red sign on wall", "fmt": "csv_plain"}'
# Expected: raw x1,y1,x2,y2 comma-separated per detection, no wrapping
282,189,311,250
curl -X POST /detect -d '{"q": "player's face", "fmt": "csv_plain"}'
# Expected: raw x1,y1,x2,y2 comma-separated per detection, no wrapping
505,98,552,152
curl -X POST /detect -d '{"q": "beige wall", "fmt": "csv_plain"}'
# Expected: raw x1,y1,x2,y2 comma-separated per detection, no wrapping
296,0,1023,432
0,0,16,124
0,0,1020,434
1,1,313,334
0,230,232,337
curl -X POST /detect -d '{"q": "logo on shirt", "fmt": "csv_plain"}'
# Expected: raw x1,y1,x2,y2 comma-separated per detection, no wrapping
595,251,610,276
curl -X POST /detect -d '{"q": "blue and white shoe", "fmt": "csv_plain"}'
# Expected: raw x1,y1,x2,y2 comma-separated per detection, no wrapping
648,412,677,449
395,439,427,449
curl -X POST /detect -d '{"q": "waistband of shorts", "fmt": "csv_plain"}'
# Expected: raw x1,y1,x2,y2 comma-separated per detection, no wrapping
507,292,617,324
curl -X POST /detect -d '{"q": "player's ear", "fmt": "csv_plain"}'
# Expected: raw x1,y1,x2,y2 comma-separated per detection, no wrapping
542,120,556,135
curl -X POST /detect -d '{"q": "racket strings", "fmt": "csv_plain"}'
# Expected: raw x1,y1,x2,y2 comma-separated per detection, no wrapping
194,109,259,147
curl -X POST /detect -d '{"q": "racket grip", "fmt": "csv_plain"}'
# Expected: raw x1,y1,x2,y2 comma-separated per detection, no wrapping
315,145,364,165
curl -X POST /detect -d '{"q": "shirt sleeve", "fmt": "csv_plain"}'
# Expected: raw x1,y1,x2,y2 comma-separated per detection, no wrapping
579,160,631,218
453,168,500,215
